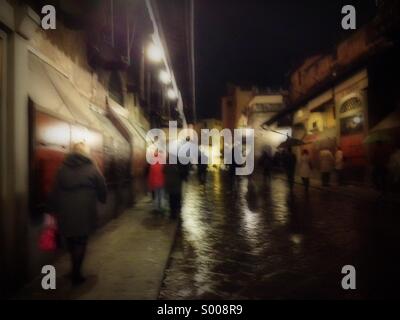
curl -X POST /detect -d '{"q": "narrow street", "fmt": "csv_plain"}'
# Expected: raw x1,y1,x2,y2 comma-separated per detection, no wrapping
1,0,400,304
160,171,400,300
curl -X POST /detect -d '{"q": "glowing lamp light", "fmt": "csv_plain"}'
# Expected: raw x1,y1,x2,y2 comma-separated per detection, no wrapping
353,116,362,125
167,88,178,100
159,70,172,84
147,42,163,63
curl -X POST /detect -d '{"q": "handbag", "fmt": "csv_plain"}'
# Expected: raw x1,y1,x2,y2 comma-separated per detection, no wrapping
38,213,58,252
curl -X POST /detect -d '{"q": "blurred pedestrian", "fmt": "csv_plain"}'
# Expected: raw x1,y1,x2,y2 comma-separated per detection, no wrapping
335,147,345,186
50,142,107,285
145,163,155,201
283,148,297,192
147,150,165,212
165,162,184,220
259,148,273,182
299,149,312,192
197,152,208,185
320,149,334,187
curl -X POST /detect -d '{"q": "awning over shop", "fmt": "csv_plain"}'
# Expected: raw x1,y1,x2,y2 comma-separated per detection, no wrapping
28,52,75,123
41,57,101,131
28,52,129,154
108,102,150,148
89,107,130,158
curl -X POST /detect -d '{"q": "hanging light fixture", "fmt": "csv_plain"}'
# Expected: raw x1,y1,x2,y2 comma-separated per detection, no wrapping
159,70,172,84
167,88,178,100
147,42,163,63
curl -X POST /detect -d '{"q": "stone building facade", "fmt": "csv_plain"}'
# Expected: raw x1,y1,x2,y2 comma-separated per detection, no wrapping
266,3,400,183
0,0,193,297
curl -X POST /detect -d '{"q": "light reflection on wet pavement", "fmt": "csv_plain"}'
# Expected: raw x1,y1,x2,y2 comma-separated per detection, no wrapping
159,171,400,300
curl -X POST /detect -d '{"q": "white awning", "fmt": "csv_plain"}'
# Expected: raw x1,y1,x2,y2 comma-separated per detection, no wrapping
28,52,129,155
89,107,130,158
28,52,75,123
108,102,150,150
42,58,101,131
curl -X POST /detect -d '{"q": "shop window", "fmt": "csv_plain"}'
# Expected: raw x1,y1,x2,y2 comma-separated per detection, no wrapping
340,96,363,114
109,71,124,106
340,114,364,136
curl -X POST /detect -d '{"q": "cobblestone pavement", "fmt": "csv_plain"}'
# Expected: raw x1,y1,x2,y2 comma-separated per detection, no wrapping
160,171,400,300
17,198,177,300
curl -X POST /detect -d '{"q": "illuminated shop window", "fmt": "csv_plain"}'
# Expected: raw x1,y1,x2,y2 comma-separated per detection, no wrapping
340,114,364,136
340,96,363,114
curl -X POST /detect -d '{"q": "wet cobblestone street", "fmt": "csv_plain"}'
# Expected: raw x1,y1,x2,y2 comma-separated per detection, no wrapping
160,171,400,300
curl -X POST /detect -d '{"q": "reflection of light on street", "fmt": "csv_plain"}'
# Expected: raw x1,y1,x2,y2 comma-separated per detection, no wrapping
212,170,222,198
181,181,216,293
290,234,303,245
210,144,222,166
269,178,289,226
182,189,205,243
290,234,304,255
243,207,259,239
239,178,262,254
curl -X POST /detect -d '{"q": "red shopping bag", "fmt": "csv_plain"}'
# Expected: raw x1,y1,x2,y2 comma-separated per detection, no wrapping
38,214,58,252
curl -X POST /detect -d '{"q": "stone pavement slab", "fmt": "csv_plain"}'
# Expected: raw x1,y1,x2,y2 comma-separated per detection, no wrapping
15,197,178,300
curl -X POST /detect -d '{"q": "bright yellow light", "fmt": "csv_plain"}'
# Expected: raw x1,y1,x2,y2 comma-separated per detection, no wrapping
147,42,163,63
167,88,178,100
159,70,171,84
39,123,70,146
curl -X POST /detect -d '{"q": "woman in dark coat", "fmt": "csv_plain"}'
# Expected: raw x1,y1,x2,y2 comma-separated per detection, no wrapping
50,142,107,285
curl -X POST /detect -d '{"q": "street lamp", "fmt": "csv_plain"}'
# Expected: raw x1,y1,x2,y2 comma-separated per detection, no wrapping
167,88,178,100
159,70,171,84
147,42,163,63
353,116,362,124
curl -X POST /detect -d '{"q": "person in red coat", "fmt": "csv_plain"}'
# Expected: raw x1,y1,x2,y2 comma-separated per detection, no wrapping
147,151,165,211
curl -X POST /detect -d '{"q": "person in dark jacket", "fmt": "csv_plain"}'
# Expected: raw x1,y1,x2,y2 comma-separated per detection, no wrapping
164,163,184,220
282,148,297,192
197,151,208,185
259,148,273,182
50,142,107,285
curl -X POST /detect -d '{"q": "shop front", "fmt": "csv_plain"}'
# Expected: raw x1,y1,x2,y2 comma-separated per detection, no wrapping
107,99,149,199
28,51,132,252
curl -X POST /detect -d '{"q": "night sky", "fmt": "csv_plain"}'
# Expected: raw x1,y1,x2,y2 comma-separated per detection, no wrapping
195,0,378,120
